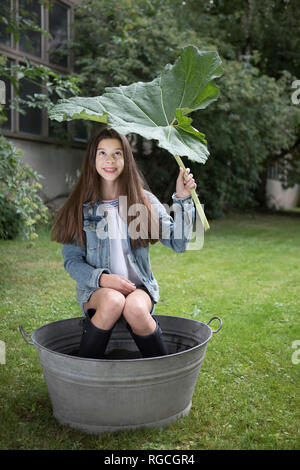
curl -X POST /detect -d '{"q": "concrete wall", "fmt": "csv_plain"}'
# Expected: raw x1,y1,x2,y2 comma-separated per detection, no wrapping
9,137,84,209
266,178,300,210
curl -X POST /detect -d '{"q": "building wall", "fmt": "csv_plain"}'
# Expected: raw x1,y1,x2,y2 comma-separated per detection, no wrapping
266,179,300,210
9,137,84,208
266,161,300,210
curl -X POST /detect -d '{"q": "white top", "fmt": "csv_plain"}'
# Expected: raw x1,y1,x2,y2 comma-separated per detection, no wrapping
103,199,142,286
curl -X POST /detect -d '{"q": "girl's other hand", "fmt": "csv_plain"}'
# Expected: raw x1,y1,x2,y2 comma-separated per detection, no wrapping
176,167,197,199
99,273,136,295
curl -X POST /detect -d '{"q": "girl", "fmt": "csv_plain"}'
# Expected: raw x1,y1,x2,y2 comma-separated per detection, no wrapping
52,127,196,359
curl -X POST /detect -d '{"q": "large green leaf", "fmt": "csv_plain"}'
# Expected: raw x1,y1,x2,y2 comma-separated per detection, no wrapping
49,45,222,163
48,96,107,123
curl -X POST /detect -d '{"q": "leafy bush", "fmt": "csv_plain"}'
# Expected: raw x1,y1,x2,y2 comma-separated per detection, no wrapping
0,197,22,239
0,134,49,241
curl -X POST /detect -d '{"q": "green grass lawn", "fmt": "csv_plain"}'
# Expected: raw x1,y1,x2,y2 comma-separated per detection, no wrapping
0,213,299,450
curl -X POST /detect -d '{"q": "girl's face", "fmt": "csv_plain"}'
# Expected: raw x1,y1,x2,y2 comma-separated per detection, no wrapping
95,138,125,182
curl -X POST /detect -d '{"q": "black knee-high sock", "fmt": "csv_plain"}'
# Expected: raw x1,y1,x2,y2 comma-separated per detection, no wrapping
78,309,113,359
127,318,168,358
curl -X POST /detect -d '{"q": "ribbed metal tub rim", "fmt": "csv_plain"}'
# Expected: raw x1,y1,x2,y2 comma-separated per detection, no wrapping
19,315,222,361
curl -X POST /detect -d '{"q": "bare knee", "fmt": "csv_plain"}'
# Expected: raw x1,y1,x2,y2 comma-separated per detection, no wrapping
103,289,126,312
123,297,155,335
89,288,125,329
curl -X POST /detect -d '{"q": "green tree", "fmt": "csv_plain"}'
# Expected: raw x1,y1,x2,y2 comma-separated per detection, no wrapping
178,0,300,78
70,0,300,214
71,0,204,95
192,60,300,215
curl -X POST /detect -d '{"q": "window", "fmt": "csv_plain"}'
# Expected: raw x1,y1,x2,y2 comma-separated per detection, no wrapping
19,0,42,58
267,164,280,181
49,1,69,68
19,73,43,135
0,0,11,47
0,0,71,67
0,0,86,142
0,59,13,131
48,89,68,139
72,120,89,143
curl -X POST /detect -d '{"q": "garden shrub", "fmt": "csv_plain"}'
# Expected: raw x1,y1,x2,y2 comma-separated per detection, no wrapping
0,196,22,239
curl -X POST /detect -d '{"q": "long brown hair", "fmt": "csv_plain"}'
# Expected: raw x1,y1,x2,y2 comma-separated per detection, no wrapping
51,127,160,249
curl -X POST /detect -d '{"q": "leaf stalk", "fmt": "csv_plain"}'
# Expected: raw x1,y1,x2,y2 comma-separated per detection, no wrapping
174,155,210,231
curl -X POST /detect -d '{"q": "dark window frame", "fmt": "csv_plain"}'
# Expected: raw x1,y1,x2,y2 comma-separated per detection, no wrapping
0,0,87,146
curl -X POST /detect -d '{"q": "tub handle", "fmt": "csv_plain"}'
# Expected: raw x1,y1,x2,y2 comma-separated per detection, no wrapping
207,316,222,334
19,325,34,345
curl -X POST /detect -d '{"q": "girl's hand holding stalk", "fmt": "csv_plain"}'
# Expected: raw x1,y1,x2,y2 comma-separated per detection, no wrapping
174,155,210,230
176,167,197,199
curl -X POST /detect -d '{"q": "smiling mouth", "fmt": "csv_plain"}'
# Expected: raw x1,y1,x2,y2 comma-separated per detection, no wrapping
103,168,117,173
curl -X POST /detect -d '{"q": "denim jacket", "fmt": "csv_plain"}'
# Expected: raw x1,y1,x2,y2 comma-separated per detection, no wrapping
62,190,195,308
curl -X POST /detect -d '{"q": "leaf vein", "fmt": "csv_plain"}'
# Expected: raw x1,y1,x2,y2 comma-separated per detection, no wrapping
159,78,170,126
105,91,158,127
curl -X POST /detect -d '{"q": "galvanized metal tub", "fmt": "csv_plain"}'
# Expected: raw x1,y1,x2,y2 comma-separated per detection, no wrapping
19,314,222,434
